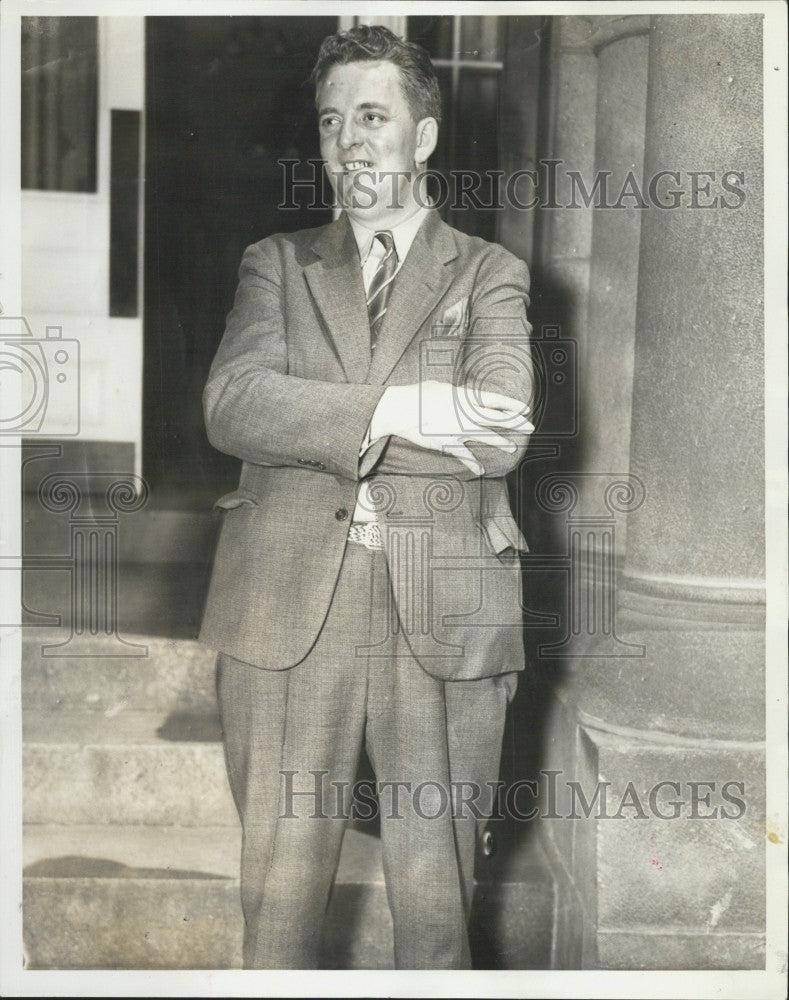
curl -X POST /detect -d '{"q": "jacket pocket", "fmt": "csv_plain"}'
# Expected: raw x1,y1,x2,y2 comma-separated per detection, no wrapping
480,514,529,560
213,489,260,511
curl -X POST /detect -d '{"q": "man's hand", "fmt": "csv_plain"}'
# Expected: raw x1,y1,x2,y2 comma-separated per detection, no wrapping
369,380,534,476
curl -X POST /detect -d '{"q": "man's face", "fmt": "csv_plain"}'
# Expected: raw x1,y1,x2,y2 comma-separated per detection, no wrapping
317,60,436,225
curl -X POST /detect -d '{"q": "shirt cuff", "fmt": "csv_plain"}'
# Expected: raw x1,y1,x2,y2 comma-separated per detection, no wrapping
359,423,374,457
359,388,391,457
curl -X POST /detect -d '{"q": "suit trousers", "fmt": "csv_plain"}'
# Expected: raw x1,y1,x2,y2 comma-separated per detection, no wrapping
216,541,516,969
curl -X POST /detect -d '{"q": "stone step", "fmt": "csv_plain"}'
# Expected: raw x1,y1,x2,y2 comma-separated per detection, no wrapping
24,709,236,826
22,642,556,968
22,631,218,714
22,563,210,640
22,489,219,564
23,824,554,969
23,824,392,970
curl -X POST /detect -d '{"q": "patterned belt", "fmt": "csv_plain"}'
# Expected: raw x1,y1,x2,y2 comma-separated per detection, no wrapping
347,520,384,551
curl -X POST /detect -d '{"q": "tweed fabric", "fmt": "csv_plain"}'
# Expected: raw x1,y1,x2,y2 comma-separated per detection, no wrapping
200,210,533,677
216,542,515,969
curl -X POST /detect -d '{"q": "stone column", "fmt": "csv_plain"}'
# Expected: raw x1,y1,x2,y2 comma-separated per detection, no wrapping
542,14,765,969
537,16,598,335
580,17,650,553
514,15,600,570
497,15,545,264
625,13,764,611
516,16,650,554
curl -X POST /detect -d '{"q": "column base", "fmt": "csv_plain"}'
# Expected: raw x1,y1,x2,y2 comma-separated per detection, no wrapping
536,620,766,970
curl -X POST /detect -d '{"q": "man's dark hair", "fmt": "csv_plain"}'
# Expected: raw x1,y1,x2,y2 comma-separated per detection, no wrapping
311,24,442,126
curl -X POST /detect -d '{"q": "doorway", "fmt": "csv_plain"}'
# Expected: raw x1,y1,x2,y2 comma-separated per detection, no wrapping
143,16,336,501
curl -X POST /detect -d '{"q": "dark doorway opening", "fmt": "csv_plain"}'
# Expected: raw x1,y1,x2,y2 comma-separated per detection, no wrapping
143,16,335,503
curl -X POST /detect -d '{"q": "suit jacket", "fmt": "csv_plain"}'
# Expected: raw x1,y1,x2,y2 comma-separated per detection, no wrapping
199,209,533,680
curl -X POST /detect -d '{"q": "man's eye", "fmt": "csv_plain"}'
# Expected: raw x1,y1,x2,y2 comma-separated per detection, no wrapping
320,116,340,129
362,113,385,124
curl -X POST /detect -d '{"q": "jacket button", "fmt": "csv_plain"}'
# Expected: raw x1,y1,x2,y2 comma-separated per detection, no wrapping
335,507,348,521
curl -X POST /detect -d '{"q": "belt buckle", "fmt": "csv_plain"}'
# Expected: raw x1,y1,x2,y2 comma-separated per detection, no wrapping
349,521,384,551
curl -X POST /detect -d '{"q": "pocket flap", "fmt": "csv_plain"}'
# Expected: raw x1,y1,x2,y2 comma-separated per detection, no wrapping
213,489,260,510
481,515,529,554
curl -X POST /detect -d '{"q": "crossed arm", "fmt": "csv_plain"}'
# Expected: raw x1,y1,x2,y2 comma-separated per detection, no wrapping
204,240,534,482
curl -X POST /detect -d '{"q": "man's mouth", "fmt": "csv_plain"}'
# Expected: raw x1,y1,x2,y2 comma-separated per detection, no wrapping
343,160,373,171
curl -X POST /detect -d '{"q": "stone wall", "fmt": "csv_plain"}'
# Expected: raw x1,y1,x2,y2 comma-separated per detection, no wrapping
501,13,766,969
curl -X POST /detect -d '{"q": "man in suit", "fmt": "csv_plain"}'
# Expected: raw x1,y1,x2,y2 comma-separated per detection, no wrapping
200,24,534,970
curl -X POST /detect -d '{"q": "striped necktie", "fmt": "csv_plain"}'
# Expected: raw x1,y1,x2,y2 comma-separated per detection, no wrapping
366,231,398,351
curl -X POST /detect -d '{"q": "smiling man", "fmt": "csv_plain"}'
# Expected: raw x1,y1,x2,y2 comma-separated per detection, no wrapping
200,24,535,970
318,56,437,229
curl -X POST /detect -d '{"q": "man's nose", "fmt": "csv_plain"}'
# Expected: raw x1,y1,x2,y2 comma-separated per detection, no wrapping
338,118,362,149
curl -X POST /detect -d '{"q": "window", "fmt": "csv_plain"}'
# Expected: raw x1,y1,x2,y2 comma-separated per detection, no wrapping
407,16,504,241
21,17,98,192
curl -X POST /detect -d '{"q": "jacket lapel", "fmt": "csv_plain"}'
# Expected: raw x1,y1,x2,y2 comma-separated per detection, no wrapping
366,210,459,385
304,215,371,384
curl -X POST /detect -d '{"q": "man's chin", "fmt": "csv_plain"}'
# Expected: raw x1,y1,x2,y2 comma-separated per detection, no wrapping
339,192,423,226
341,201,386,223
335,185,385,214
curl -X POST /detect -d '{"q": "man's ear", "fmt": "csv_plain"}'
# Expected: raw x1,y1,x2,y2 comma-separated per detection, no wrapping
414,117,438,166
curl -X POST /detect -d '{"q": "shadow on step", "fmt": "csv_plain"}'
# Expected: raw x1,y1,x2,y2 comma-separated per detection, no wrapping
24,856,230,880
155,711,223,742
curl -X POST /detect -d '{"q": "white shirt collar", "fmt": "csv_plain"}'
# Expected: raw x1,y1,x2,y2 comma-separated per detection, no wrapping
348,204,431,266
